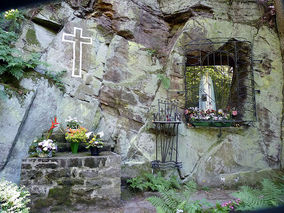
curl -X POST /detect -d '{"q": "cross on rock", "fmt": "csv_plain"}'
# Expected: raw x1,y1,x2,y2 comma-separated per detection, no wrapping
62,27,92,78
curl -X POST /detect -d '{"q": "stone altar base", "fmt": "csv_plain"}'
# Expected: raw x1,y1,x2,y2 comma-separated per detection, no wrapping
20,152,121,213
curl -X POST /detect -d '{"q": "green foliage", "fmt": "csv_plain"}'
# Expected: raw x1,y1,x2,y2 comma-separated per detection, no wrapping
145,48,157,56
3,9,24,32
127,172,181,192
0,9,65,93
0,10,42,82
233,178,284,211
44,70,66,92
147,181,210,213
157,74,171,90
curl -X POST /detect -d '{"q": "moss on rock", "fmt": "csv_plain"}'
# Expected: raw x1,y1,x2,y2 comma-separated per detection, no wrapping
26,29,40,45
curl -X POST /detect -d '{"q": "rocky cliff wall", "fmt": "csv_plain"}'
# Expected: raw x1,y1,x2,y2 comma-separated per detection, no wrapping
0,0,283,186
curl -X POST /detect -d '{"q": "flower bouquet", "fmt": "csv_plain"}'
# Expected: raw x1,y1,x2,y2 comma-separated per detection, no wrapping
65,127,88,154
36,139,57,158
85,131,104,156
29,117,59,157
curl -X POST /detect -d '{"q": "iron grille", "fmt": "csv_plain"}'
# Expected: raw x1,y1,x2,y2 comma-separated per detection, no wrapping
184,38,256,126
152,100,182,169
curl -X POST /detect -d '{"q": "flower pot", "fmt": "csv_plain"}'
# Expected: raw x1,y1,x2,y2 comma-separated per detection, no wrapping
70,142,79,154
90,147,100,156
191,121,232,127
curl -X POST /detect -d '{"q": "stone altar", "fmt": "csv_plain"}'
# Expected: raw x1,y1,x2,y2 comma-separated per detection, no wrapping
20,152,121,213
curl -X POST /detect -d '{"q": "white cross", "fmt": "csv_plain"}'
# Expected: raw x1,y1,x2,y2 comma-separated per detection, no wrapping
62,27,92,78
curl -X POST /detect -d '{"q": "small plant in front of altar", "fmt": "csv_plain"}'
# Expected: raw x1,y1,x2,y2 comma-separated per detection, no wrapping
85,131,104,149
65,116,82,129
127,172,181,192
65,127,88,143
0,179,30,213
29,117,59,157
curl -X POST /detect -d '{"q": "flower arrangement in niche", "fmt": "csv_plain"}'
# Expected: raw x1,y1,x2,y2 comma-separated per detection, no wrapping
29,117,59,158
184,107,238,127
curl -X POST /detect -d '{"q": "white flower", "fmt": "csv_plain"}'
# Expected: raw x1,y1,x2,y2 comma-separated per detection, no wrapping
97,131,104,138
176,209,183,213
86,132,93,138
220,177,225,182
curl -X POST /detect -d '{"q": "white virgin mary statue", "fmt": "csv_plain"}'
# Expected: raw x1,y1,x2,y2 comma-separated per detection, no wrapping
198,72,216,111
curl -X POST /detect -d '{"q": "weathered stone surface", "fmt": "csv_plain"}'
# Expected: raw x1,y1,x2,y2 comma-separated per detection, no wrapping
20,152,121,212
1,0,284,189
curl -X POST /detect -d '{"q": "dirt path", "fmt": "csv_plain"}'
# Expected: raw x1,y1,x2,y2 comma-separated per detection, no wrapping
82,188,237,213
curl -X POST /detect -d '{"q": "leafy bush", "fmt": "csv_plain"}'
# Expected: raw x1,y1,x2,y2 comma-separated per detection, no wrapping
232,178,284,211
0,179,30,213
127,172,181,192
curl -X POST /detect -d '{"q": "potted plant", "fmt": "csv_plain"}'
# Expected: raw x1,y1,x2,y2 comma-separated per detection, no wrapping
65,127,88,153
29,117,59,157
85,131,104,156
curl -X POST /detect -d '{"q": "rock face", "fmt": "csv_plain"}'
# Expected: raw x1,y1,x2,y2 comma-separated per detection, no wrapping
20,152,121,212
0,0,284,187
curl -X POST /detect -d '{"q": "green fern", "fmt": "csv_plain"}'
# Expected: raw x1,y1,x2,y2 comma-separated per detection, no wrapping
233,178,284,211
147,182,204,213
147,188,180,213
127,172,181,192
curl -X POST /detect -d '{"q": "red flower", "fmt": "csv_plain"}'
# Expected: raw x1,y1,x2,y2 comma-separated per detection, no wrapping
49,117,60,131
232,111,238,116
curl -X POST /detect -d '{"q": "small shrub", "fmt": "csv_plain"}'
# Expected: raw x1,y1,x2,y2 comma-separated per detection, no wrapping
0,179,30,213
127,172,181,192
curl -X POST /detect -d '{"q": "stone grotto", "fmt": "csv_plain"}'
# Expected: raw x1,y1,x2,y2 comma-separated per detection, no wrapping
1,0,284,211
